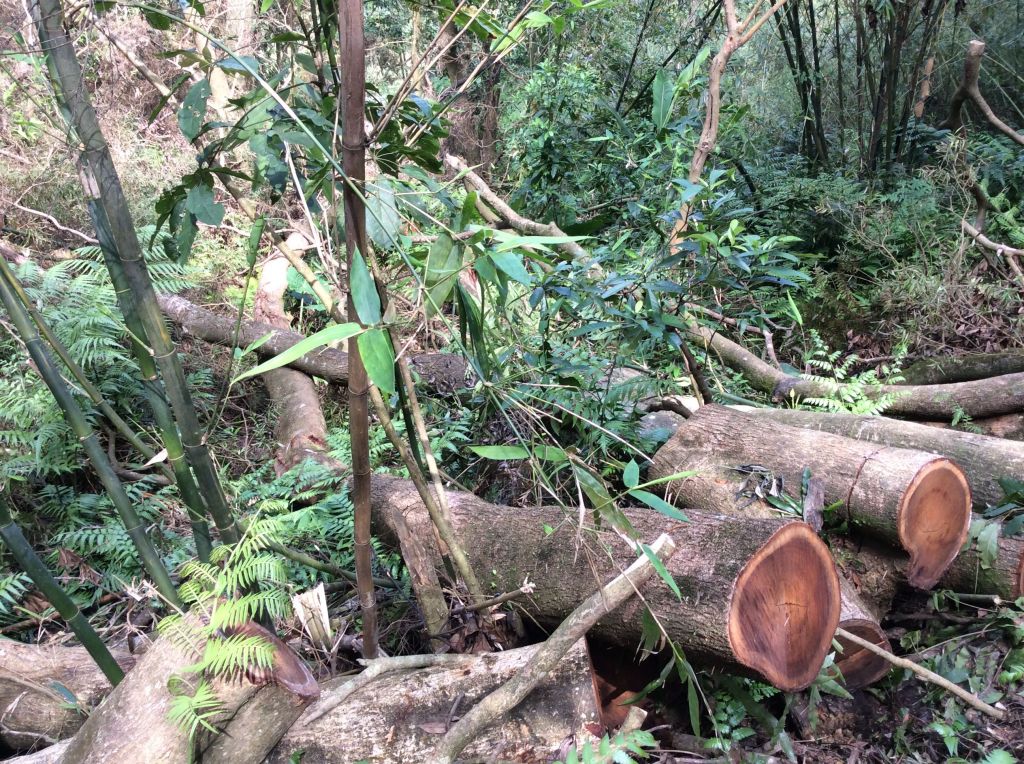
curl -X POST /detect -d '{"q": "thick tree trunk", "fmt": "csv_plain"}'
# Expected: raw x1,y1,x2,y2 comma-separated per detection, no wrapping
0,641,134,751
157,293,469,393
53,622,317,763
743,408,1024,509
368,476,841,692
650,405,971,589
632,454,890,687
688,324,1024,418
939,520,1024,600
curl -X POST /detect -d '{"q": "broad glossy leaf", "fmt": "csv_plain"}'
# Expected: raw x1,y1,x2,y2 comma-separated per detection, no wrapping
178,79,211,141
623,460,640,489
366,182,401,249
358,328,395,395
185,183,225,226
232,323,362,383
424,238,463,319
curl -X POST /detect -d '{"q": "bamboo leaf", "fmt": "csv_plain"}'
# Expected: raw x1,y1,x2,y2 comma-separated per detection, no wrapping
652,69,675,132
640,542,680,600
468,445,530,460
628,489,688,521
358,328,395,394
232,323,362,383
351,249,382,324
490,250,532,285
623,459,640,489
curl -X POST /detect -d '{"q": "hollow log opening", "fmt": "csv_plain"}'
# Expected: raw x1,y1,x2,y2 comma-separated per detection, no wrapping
728,523,841,691
897,459,972,590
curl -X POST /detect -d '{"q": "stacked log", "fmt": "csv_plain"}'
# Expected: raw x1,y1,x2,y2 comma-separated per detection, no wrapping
743,408,1024,509
650,405,972,590
368,476,842,692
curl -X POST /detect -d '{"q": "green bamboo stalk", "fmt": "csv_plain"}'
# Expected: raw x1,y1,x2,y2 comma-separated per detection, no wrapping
30,0,240,547
0,494,125,685
7,265,165,472
0,265,183,608
88,207,215,561
5,253,213,563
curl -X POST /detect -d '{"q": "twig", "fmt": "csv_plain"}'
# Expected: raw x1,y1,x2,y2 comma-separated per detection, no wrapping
10,203,97,244
835,627,1006,720
452,582,533,614
300,653,477,725
436,534,677,763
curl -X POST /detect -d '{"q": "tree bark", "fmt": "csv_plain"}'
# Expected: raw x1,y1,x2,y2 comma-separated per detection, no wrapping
368,476,841,692
834,575,891,688
53,622,318,763
158,293,469,393
650,405,972,589
943,39,1024,146
0,641,134,751
743,407,1024,509
269,641,599,763
253,252,338,473
688,324,1024,418
900,351,1024,386
925,413,1024,442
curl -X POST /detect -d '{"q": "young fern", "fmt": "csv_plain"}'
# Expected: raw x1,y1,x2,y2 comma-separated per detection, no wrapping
800,330,908,416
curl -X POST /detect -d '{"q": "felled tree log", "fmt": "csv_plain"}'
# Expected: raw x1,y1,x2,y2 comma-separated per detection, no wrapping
157,293,469,393
650,405,972,589
743,408,1024,509
54,622,318,763
939,519,1024,600
687,324,1024,418
253,253,342,473
0,640,134,751
635,457,890,688
835,576,891,688
368,476,841,692
925,413,1024,443
270,641,600,763
901,351,1024,386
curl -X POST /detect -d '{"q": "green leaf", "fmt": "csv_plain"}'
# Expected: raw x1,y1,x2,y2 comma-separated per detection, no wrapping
185,183,225,226
641,543,680,600
468,445,530,460
350,249,382,324
246,216,266,267
366,182,401,249
490,251,532,285
232,323,362,383
652,69,675,131
978,520,1001,569
358,328,395,395
534,445,568,462
628,490,688,521
178,79,211,141
142,8,172,30
623,460,640,489
423,235,463,319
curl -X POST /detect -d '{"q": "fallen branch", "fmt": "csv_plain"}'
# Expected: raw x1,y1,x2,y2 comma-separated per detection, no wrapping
437,533,676,763
901,349,1024,385
688,323,1024,419
158,293,469,393
835,627,1006,720
963,220,1024,284
444,154,589,261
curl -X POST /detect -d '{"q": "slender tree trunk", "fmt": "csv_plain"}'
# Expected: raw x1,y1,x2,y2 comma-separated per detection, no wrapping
339,0,378,659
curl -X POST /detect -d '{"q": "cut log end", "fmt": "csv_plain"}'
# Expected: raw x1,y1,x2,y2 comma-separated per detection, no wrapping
835,618,891,689
728,522,841,692
898,458,972,589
